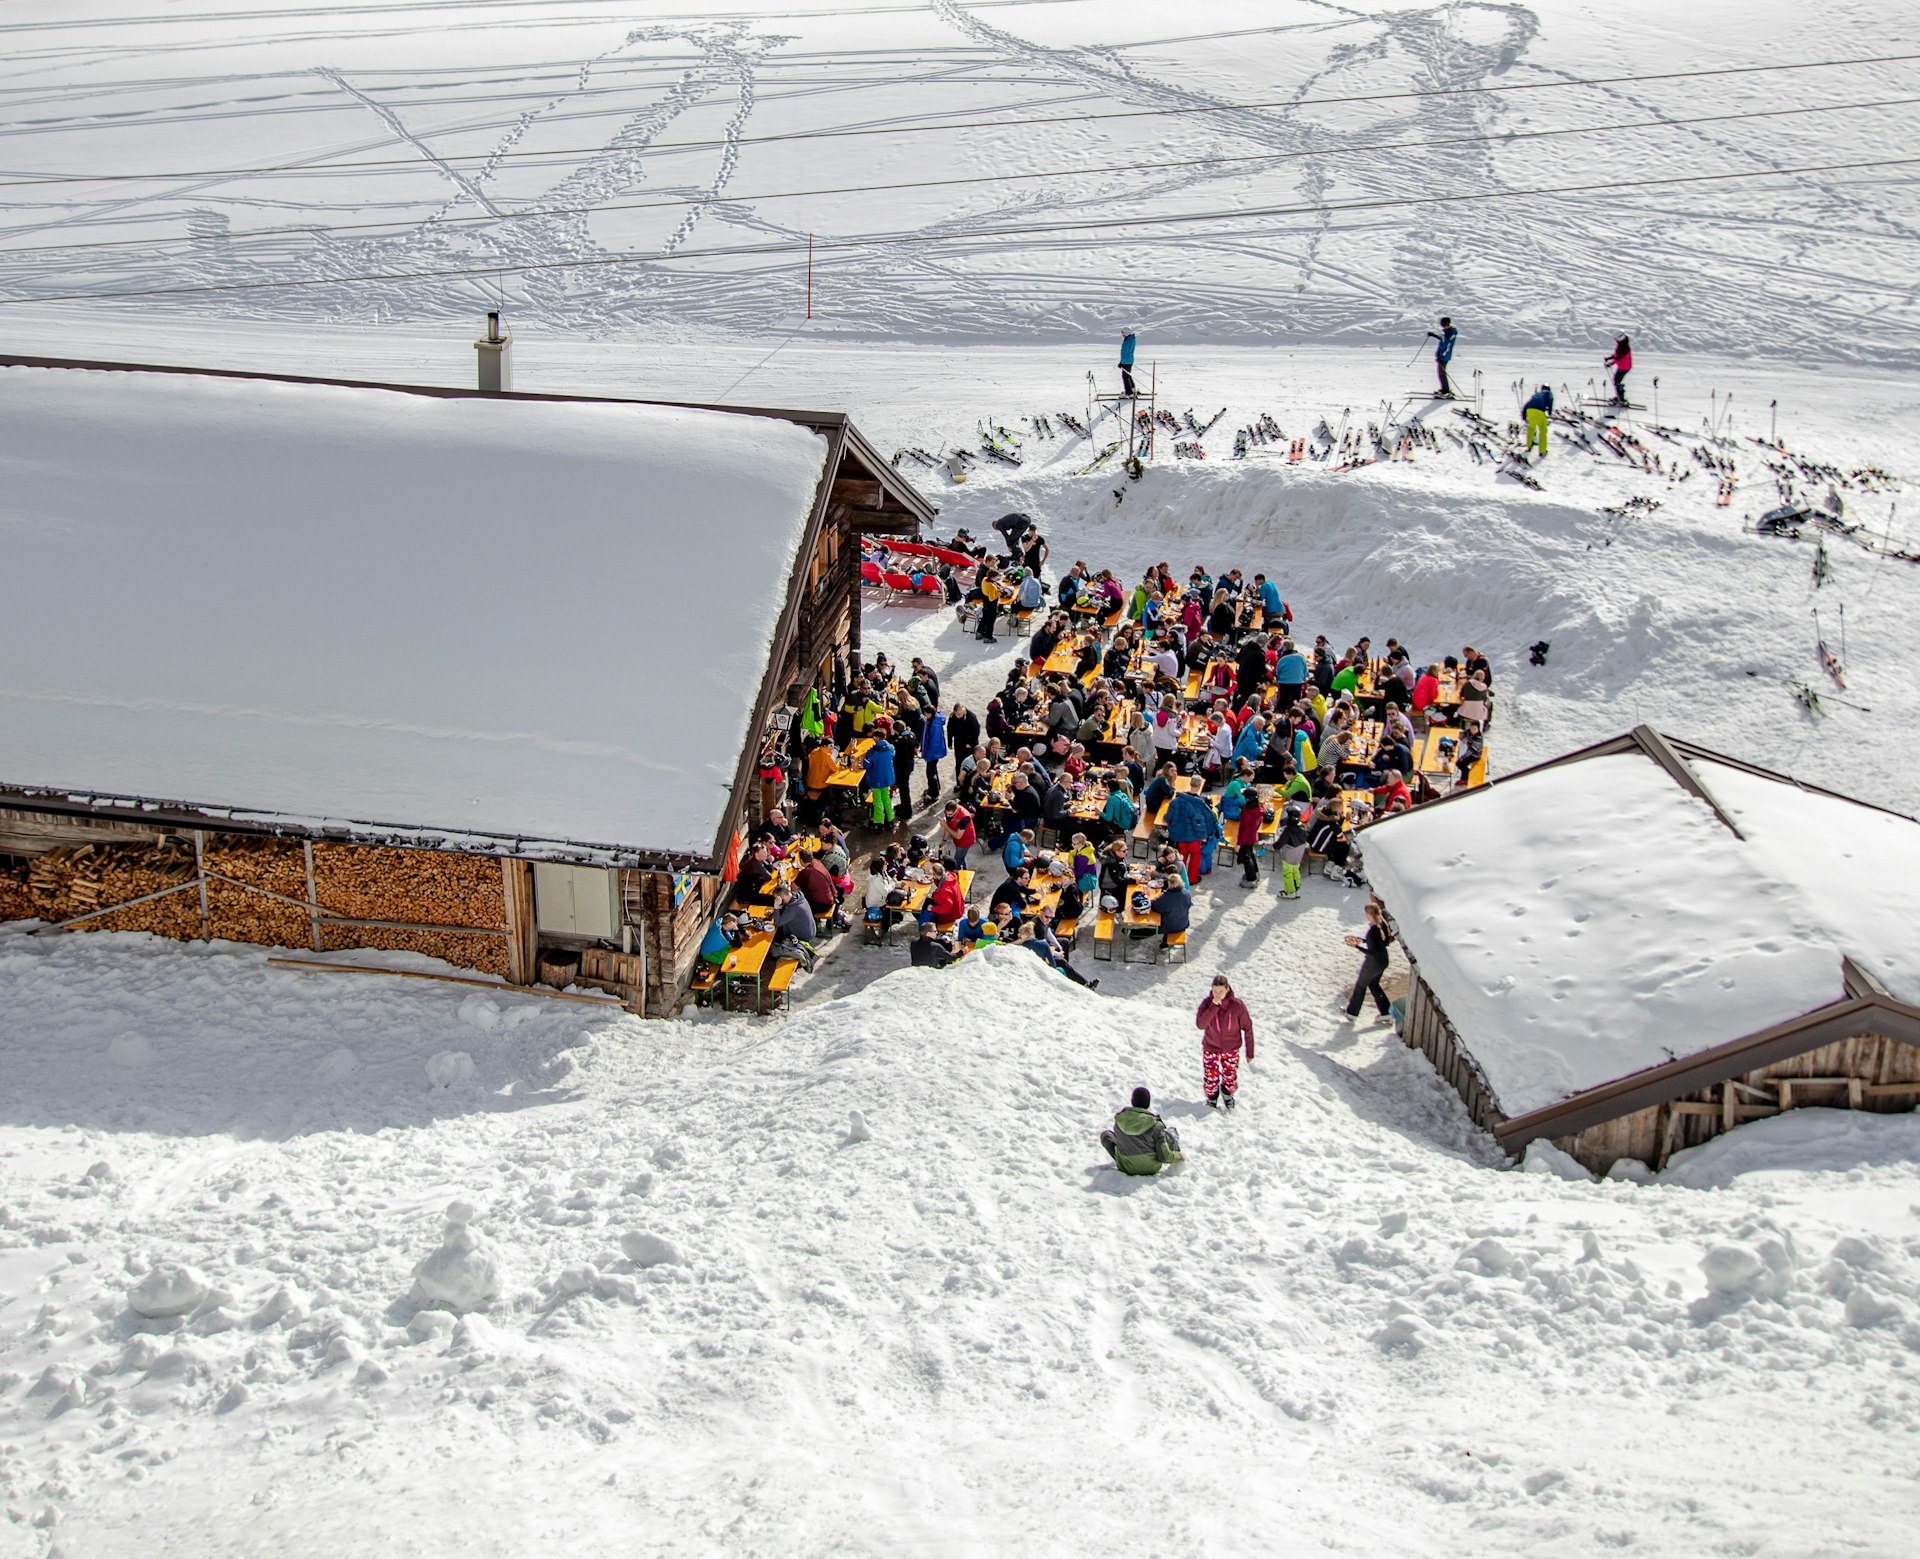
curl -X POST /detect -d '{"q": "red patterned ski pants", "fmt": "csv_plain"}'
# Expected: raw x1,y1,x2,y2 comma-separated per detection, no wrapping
1204,1048,1240,1098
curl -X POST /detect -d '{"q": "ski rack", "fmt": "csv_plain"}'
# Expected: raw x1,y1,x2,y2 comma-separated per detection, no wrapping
1089,359,1158,475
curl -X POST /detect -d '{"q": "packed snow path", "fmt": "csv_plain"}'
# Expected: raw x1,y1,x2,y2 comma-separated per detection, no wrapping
3,932,1918,1555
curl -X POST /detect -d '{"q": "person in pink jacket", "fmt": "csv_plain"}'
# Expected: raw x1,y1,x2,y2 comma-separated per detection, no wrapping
1195,975,1254,1109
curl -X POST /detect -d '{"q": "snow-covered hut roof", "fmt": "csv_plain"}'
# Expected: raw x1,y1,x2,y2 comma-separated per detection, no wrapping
0,362,841,862
1361,728,1920,1122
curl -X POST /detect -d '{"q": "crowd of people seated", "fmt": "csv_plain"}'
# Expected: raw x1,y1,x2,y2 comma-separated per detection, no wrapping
702,523,1494,1007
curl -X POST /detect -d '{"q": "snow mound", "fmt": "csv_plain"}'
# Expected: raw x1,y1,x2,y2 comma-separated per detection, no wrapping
424,1050,475,1089
410,1203,502,1311
619,1232,683,1269
127,1262,209,1319
1663,1108,1920,1187
107,1032,153,1069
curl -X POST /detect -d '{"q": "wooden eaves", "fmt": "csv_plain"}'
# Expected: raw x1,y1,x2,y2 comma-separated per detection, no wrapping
1494,967,1920,1152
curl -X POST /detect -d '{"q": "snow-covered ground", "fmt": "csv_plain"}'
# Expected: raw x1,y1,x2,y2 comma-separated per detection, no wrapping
6,932,1920,1557
5,1,1920,1553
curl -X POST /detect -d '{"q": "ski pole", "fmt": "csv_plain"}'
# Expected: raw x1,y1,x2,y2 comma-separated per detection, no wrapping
1652,376,1659,424
1770,399,1777,446
1406,340,1426,369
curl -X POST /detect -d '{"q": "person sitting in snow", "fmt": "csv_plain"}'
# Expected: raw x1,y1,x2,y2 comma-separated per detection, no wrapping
1101,1086,1183,1175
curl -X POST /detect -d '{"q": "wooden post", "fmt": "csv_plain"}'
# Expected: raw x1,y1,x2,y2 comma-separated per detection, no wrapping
192,830,209,936
1720,1082,1736,1133
500,858,536,986
303,840,322,953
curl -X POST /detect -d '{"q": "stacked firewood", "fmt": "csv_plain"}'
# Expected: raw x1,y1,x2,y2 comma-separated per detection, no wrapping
310,845,507,929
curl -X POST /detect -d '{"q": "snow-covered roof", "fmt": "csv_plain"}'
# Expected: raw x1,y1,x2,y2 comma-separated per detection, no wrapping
1361,734,1920,1119
0,365,832,860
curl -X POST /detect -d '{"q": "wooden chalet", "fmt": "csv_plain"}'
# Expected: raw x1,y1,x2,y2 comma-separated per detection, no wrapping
0,354,934,1015
1360,726,1920,1173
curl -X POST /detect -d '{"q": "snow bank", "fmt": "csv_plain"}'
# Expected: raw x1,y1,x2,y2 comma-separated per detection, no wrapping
0,366,829,857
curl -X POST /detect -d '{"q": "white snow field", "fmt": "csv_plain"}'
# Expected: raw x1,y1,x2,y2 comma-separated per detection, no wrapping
4,0,1920,1554
5,934,1920,1558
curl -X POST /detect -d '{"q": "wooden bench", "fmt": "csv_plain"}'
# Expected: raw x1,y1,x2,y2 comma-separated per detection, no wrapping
763,959,799,1010
1163,930,1188,964
689,962,720,1006
1055,915,1079,948
1092,912,1116,961
1462,752,1489,788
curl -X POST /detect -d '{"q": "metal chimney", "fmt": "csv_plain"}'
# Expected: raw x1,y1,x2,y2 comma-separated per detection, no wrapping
475,311,511,392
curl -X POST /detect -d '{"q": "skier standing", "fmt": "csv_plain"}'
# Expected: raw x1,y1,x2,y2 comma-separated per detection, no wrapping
1522,384,1553,460
1118,328,1138,398
1604,335,1633,403
1426,316,1457,398
1196,976,1254,1109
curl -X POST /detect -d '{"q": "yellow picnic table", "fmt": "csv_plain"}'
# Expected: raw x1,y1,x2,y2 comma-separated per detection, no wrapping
825,736,877,788
718,929,775,1011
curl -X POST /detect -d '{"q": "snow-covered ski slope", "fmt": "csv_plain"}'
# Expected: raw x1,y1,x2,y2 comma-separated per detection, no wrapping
1,0,1917,363
5,934,1920,1557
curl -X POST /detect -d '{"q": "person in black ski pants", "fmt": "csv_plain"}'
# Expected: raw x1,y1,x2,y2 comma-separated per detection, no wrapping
1344,902,1392,1018
1427,316,1457,398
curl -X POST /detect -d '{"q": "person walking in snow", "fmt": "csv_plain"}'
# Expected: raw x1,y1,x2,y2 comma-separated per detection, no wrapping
1522,384,1554,460
919,706,948,803
1605,335,1633,404
1427,316,1457,399
1196,976,1254,1110
1343,902,1393,1020
1101,1085,1183,1175
1117,328,1138,398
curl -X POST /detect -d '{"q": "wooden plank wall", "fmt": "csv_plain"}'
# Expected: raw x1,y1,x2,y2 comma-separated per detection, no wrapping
1399,964,1508,1137
640,870,723,1016
1555,1031,1920,1173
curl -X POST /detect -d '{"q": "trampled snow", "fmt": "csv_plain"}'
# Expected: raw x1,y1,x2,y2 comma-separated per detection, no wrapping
4,932,1919,1556
0,365,828,858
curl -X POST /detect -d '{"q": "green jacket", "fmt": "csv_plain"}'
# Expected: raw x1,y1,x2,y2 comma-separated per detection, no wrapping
1127,584,1149,622
1108,1107,1182,1176
800,687,825,739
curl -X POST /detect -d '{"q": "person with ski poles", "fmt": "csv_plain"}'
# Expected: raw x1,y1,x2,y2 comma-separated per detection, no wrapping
1117,328,1138,398
1522,383,1553,460
1426,316,1457,399
1604,335,1633,404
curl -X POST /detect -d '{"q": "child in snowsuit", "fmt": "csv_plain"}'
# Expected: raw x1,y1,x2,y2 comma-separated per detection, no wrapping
1276,804,1312,898
1523,384,1554,458
1196,976,1254,1109
1101,1086,1182,1174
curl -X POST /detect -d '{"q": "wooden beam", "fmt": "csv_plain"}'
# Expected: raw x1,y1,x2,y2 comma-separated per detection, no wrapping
502,858,536,985
268,956,622,1005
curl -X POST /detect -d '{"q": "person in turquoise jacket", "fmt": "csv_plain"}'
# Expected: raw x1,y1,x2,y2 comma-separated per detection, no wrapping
1118,328,1138,397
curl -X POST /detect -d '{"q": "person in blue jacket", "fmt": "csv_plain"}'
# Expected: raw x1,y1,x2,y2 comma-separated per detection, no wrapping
1165,787,1222,884
1427,316,1457,398
1273,641,1309,705
1255,573,1286,622
1118,328,1138,398
1232,714,1270,766
861,735,897,827
1523,383,1554,459
920,707,948,802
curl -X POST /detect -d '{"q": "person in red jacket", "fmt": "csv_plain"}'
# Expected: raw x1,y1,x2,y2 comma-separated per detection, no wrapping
1604,334,1633,404
924,864,966,927
1196,975,1254,1109
941,801,976,868
1233,790,1265,886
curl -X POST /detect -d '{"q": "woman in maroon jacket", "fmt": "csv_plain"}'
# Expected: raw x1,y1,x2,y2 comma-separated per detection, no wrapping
1196,975,1254,1109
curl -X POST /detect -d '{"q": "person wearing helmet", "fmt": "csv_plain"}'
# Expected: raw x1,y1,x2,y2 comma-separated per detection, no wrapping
1101,1085,1182,1174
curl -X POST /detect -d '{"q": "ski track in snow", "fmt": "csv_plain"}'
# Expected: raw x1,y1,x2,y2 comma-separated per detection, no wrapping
0,2,1916,359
